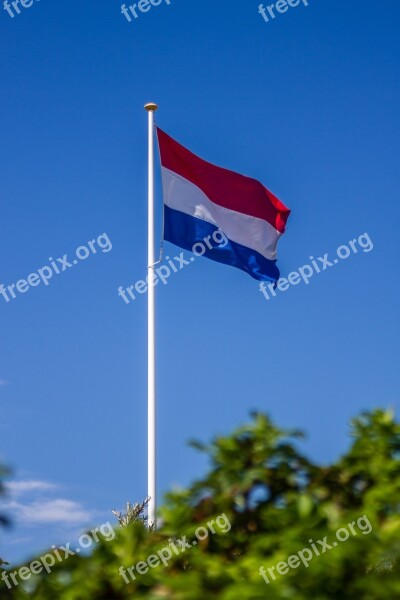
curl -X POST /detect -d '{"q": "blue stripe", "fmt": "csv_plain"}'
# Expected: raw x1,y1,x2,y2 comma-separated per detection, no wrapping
164,205,280,283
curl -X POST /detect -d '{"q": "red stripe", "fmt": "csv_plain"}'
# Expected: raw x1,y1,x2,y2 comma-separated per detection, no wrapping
157,128,290,233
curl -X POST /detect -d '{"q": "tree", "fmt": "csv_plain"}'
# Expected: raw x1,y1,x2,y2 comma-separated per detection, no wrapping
2,409,400,598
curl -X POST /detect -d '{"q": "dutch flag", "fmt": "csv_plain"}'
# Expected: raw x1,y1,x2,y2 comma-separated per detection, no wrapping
157,128,291,284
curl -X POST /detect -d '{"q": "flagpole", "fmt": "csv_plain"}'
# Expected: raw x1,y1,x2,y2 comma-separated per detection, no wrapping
144,102,158,527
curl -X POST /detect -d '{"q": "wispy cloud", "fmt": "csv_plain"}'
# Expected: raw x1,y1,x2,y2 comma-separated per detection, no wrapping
0,379,9,387
4,479,95,528
4,499,94,525
6,480,58,498
8,536,32,546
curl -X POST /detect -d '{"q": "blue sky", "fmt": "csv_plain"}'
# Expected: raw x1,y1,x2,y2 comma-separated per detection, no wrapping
1,0,399,564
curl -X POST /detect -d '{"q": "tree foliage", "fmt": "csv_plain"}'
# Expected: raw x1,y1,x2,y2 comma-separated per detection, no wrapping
2,409,400,599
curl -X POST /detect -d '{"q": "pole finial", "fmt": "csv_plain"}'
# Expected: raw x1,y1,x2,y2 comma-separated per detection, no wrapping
144,102,158,112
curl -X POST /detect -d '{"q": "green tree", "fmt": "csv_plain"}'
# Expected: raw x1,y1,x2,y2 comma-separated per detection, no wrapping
2,409,400,599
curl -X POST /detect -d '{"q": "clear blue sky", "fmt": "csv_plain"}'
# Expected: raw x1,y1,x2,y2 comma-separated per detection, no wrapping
1,0,399,564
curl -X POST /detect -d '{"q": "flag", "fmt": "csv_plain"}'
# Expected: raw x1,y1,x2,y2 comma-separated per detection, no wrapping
157,128,291,283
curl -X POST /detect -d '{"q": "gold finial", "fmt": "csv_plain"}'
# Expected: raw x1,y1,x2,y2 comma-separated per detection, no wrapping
144,102,158,112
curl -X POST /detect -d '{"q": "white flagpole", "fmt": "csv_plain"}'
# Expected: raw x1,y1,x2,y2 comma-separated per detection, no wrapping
144,102,158,526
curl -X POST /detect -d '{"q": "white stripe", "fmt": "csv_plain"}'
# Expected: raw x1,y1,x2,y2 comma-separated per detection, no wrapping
161,167,281,260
